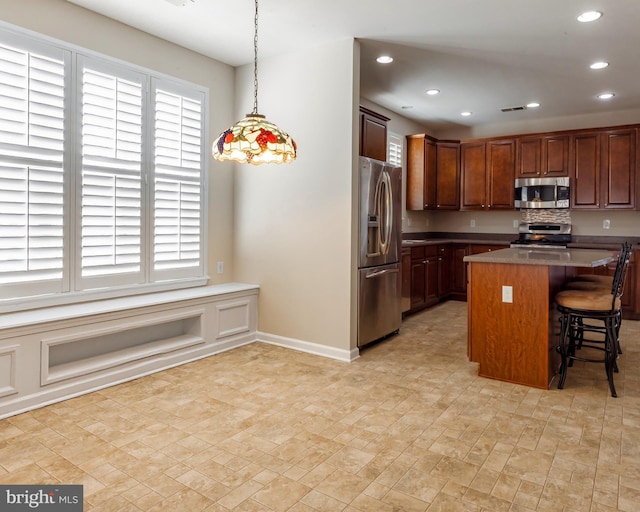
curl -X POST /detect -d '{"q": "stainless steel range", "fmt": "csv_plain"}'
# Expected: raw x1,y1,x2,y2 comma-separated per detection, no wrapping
510,222,571,249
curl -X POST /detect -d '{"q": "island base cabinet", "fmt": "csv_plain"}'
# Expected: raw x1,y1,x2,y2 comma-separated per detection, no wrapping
467,262,569,389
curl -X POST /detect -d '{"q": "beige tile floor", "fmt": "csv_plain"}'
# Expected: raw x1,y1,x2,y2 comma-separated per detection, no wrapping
1,300,639,511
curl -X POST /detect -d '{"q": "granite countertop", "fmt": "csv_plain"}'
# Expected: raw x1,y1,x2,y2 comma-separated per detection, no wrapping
463,247,614,267
402,236,639,250
402,238,509,247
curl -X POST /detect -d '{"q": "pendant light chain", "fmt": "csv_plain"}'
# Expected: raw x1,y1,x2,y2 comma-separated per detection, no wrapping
211,0,296,164
252,0,259,115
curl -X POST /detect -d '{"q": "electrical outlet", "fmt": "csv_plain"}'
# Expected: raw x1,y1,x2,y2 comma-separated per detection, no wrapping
217,261,224,274
502,285,513,303
407,218,413,227
603,219,611,230
425,218,430,227
513,219,519,228
470,219,476,228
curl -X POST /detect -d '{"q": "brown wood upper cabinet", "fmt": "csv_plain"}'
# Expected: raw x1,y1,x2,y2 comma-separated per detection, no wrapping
435,142,460,209
359,106,389,162
461,139,515,210
406,135,460,210
571,127,637,210
516,134,569,178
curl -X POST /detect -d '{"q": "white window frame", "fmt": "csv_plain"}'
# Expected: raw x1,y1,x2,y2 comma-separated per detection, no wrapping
0,22,209,313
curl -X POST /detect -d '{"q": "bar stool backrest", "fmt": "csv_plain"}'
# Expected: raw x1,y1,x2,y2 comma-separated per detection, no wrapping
610,241,633,309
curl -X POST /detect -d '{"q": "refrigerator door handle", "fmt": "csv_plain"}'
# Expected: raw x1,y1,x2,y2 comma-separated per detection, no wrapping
378,171,393,256
365,268,400,279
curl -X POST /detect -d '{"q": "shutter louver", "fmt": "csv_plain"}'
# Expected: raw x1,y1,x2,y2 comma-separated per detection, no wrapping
153,88,202,272
387,133,402,167
80,67,142,279
0,42,65,289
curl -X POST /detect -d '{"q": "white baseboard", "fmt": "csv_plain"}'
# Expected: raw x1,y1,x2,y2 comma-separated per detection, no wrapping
257,331,360,362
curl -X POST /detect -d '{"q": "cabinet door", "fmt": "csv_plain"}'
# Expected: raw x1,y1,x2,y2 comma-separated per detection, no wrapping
361,115,387,161
460,142,487,210
451,244,468,299
486,139,515,209
359,107,388,162
437,244,452,297
424,139,437,209
401,249,411,313
410,259,426,310
406,136,426,210
406,136,437,210
572,133,601,208
425,256,439,306
435,142,460,209
601,128,636,209
543,135,569,177
516,137,542,178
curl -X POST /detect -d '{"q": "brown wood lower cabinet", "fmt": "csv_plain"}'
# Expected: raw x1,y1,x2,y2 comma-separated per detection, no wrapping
402,242,640,321
403,245,441,315
404,242,509,314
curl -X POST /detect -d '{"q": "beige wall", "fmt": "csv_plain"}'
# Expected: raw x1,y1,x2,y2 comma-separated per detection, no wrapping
0,0,237,285
232,39,358,351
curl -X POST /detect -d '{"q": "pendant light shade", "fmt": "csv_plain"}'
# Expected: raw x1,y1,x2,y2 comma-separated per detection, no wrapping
212,0,296,164
213,114,296,164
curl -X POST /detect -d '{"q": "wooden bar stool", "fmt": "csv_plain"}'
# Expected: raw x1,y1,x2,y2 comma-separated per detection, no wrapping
555,242,632,397
563,247,630,354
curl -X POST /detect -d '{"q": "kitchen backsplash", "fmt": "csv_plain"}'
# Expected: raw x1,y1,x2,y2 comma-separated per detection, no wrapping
520,209,571,224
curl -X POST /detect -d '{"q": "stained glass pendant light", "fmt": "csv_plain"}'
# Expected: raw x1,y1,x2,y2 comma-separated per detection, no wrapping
212,0,296,164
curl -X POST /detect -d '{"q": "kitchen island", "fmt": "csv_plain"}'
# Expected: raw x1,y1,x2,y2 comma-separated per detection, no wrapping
464,248,614,389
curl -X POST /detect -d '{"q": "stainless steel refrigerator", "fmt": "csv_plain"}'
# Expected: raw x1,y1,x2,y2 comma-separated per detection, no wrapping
357,156,402,348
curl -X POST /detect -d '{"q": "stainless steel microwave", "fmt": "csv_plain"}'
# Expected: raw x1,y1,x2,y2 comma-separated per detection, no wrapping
514,177,570,209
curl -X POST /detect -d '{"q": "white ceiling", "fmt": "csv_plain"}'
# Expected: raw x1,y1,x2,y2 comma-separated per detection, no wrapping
66,0,640,133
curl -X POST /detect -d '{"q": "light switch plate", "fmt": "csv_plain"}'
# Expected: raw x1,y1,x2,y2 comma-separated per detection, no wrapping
502,285,513,303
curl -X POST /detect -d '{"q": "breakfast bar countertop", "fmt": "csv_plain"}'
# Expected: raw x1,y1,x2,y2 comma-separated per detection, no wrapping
463,247,614,267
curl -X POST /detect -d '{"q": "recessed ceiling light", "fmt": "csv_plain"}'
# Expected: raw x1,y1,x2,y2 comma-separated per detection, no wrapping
426,89,440,95
526,102,541,108
376,55,393,64
590,61,609,70
461,111,472,117
597,92,615,100
577,11,602,22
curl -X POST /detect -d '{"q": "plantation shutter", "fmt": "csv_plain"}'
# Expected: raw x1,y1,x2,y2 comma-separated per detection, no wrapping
77,58,144,288
152,81,204,279
0,37,68,298
387,132,402,167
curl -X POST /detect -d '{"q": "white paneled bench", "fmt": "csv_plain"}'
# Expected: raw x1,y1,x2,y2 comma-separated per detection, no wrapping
0,283,259,419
